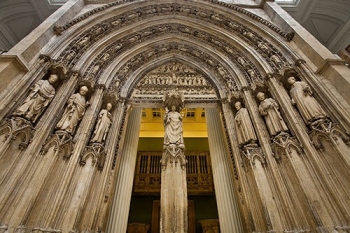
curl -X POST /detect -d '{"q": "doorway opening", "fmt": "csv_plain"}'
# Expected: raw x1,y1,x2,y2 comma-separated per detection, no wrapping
127,107,219,233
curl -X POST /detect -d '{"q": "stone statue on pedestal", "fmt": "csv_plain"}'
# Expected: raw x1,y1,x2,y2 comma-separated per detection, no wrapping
91,103,113,143
234,101,257,147
55,86,89,134
287,76,327,124
160,89,187,233
13,74,59,123
163,105,185,149
257,92,288,136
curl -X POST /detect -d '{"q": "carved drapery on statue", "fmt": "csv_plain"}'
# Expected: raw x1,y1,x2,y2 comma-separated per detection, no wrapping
91,103,113,144
13,74,58,123
55,86,89,135
287,76,327,125
257,92,289,136
234,101,258,147
161,89,186,168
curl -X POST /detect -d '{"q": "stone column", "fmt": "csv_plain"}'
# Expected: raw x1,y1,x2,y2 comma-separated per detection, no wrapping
160,90,188,233
106,107,142,233
205,108,243,233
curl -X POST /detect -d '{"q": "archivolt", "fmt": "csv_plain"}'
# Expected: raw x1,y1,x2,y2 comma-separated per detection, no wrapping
47,0,297,98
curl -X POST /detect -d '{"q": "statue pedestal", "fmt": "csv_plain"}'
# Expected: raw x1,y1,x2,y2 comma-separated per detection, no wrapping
127,223,149,233
199,219,220,233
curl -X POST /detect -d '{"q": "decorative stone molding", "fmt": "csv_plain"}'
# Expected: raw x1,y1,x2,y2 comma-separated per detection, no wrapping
66,24,251,89
14,225,26,233
127,223,149,233
54,5,287,83
0,225,8,233
80,143,106,171
309,118,350,151
41,130,74,159
241,144,267,168
131,61,219,105
53,1,293,41
271,132,303,163
198,219,220,233
0,117,35,151
32,227,62,233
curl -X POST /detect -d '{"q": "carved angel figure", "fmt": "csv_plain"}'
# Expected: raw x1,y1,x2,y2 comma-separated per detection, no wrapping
13,74,58,123
55,86,89,134
91,103,113,143
257,92,288,136
234,102,257,146
287,76,327,124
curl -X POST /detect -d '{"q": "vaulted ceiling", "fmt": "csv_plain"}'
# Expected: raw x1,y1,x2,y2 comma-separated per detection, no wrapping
0,0,349,54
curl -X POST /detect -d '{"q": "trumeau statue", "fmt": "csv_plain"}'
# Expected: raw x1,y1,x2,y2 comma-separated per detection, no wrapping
163,105,185,149
91,103,113,144
234,102,257,146
163,90,185,150
257,92,289,136
287,76,327,124
13,74,59,123
55,86,89,134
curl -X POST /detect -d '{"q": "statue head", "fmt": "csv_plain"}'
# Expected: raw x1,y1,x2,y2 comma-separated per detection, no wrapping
48,74,59,84
287,76,296,85
234,102,242,110
106,103,112,111
79,86,89,96
257,92,265,101
171,105,177,112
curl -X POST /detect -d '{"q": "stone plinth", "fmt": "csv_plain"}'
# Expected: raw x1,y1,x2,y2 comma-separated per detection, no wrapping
127,223,150,233
199,219,220,233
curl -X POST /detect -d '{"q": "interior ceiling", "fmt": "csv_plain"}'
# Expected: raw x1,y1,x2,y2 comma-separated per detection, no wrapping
0,0,349,53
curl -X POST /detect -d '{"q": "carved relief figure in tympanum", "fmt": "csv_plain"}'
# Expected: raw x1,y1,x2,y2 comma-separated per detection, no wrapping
234,102,258,147
55,86,89,134
13,74,59,123
163,105,185,150
287,76,327,124
257,92,289,136
91,103,113,144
